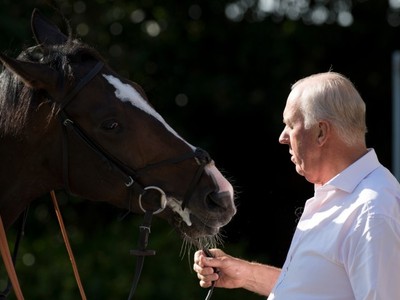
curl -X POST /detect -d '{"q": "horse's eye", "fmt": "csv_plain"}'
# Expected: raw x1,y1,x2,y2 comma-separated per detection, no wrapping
101,120,120,130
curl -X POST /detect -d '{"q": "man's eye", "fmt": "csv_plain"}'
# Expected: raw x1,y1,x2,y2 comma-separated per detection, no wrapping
101,120,120,130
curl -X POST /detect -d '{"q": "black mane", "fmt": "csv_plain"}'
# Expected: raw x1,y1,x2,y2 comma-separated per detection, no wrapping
0,37,104,136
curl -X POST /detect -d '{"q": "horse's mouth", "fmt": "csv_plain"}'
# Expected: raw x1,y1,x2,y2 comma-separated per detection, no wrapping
175,218,221,240
166,197,192,226
164,197,232,239
188,214,222,236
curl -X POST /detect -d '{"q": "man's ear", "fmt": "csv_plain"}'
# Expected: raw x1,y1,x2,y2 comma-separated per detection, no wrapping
317,120,330,145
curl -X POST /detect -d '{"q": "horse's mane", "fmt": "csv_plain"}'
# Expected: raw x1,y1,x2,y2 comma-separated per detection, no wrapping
0,36,104,136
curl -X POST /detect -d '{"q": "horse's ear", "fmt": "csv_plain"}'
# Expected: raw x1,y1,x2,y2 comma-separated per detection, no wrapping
0,53,60,94
31,8,68,46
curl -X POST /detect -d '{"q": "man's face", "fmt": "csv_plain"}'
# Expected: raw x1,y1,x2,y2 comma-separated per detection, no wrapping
278,90,321,183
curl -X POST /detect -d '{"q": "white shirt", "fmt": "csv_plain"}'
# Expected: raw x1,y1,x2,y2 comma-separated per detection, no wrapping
268,149,400,300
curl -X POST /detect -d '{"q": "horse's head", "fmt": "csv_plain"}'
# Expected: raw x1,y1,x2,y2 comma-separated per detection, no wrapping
0,9,236,245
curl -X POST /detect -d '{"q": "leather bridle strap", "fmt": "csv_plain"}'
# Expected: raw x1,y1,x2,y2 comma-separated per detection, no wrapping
0,208,28,300
127,210,155,300
127,187,166,300
0,216,24,300
59,61,106,196
50,190,87,300
60,111,139,189
181,148,211,209
60,61,104,111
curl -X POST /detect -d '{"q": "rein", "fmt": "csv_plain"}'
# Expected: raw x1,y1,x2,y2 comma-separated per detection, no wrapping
50,190,87,300
0,217,25,300
0,60,215,299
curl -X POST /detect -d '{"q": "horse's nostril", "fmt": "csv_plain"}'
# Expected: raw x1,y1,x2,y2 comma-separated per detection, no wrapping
206,192,219,209
206,191,232,210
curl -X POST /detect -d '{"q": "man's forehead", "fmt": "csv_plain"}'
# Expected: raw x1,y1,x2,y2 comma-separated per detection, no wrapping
283,97,302,123
288,85,304,101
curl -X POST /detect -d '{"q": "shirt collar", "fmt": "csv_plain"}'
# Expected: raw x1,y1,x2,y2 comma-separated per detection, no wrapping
322,148,380,193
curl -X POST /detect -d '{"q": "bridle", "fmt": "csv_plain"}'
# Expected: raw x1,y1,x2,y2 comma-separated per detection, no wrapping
0,60,216,299
59,61,211,210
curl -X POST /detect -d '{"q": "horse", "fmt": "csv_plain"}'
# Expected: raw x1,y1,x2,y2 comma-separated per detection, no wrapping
0,8,236,298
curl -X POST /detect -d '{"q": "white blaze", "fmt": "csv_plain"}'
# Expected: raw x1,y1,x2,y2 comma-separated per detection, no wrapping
102,74,194,149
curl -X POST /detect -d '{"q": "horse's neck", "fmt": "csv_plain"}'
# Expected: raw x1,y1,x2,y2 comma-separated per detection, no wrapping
0,136,58,228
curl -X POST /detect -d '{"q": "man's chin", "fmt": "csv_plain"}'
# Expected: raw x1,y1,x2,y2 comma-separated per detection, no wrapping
295,166,305,176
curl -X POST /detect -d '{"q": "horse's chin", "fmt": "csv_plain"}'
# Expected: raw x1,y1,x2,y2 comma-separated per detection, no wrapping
157,199,229,246
164,197,232,240
180,221,219,239
169,215,226,249
180,228,224,250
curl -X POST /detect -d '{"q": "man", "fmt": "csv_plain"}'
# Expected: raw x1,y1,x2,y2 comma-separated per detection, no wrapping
193,71,400,299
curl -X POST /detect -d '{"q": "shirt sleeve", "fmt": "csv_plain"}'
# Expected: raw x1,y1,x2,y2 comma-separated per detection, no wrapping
345,214,400,299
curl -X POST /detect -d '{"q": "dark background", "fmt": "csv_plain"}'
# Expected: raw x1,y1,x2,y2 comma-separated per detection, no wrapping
1,0,399,299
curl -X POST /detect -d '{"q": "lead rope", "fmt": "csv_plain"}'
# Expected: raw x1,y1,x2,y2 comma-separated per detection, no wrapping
0,216,24,300
50,190,87,300
202,248,218,300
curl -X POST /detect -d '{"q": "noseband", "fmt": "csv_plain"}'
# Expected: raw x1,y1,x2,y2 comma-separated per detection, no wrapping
58,61,212,299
